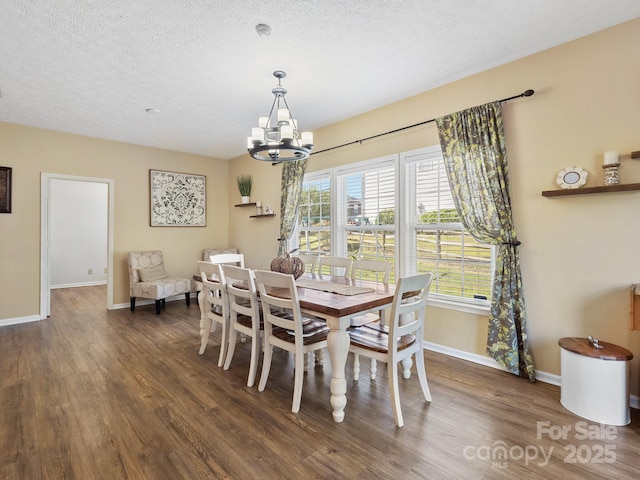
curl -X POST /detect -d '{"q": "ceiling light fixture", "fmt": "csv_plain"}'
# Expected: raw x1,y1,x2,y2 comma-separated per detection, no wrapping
247,70,313,163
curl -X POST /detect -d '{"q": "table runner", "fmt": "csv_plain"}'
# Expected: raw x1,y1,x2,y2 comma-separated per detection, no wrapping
296,278,375,296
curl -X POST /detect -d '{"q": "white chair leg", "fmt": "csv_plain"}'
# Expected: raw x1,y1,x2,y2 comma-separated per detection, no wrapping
217,321,228,368
223,328,237,370
292,352,305,413
388,359,404,427
304,352,314,372
258,344,273,392
415,352,432,402
353,353,361,381
370,358,378,380
246,334,260,388
315,348,324,366
199,317,212,355
401,356,413,379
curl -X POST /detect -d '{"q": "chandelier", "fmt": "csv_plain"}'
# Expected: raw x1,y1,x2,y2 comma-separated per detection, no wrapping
247,70,313,163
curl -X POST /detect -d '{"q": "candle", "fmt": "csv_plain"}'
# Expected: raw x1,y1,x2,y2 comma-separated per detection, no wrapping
280,125,293,140
252,127,264,142
277,108,290,123
301,131,314,147
604,151,619,165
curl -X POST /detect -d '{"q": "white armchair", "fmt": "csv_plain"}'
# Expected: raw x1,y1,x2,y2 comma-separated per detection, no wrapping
128,250,191,315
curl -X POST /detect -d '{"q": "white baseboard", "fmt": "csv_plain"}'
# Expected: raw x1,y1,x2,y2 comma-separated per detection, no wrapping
0,315,42,327
423,341,639,411
51,280,108,289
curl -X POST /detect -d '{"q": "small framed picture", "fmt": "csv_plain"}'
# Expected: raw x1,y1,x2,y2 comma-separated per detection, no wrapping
264,204,273,215
0,167,12,213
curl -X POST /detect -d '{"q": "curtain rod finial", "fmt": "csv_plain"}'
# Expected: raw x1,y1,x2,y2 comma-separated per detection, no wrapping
523,89,534,97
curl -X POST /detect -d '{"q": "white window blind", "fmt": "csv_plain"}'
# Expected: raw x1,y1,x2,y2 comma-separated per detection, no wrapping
403,147,494,303
295,171,331,255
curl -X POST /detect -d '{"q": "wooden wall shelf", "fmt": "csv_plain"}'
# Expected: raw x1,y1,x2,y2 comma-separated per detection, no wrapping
249,213,275,218
541,183,640,197
631,285,640,331
235,202,256,207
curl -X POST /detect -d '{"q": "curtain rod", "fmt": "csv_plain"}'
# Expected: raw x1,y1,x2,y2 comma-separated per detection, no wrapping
311,89,535,156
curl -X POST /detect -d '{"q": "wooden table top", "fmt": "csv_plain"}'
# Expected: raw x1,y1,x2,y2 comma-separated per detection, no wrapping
296,273,394,318
195,272,396,319
558,337,633,361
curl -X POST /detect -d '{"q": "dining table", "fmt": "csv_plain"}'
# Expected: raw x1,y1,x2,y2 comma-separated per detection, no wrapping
195,271,398,423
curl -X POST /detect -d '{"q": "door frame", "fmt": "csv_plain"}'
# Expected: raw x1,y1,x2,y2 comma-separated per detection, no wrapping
40,173,115,317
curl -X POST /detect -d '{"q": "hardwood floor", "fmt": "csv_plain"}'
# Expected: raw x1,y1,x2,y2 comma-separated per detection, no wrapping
1,285,638,479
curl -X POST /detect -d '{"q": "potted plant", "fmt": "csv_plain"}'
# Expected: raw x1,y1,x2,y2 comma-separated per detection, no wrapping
237,175,252,204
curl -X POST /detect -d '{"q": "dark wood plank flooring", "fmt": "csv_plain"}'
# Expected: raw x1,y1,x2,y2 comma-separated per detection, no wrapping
1,285,638,479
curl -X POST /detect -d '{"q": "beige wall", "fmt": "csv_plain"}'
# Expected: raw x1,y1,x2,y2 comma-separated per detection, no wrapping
0,124,229,317
229,18,640,395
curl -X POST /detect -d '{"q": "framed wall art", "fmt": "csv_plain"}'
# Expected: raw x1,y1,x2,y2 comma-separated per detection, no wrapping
0,167,12,213
150,169,206,226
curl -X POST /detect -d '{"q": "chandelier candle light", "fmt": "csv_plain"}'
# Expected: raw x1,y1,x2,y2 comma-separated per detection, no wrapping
248,71,313,163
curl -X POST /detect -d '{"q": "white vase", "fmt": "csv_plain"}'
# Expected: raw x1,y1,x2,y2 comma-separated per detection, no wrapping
241,196,250,204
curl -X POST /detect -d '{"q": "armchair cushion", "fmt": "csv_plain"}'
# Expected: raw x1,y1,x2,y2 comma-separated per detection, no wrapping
131,277,191,300
138,264,168,282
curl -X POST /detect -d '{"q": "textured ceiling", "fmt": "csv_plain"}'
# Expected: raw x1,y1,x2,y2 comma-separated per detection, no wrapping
1,1,639,160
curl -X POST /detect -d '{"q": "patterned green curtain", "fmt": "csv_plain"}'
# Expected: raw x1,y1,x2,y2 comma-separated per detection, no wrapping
277,159,307,256
436,101,535,382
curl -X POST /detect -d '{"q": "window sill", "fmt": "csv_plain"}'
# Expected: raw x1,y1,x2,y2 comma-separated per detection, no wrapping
427,296,490,316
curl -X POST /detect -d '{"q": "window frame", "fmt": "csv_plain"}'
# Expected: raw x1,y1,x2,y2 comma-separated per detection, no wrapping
399,146,492,315
335,155,398,266
293,169,333,255
297,147,493,314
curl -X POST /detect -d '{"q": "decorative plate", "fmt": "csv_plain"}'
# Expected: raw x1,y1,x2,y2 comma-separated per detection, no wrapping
556,167,588,189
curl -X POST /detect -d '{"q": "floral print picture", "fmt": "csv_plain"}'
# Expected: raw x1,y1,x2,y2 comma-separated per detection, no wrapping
150,170,206,226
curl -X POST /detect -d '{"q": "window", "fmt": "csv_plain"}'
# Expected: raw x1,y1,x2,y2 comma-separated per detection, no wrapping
297,147,494,313
401,147,494,308
336,156,397,281
295,171,331,255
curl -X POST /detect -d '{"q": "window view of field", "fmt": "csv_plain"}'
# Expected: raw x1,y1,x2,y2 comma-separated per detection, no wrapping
296,159,494,301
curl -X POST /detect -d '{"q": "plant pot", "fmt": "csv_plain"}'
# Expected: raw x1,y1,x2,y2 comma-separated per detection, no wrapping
241,196,250,204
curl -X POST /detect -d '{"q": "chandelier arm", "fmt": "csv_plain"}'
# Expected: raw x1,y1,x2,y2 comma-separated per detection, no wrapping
280,96,293,122
266,95,278,124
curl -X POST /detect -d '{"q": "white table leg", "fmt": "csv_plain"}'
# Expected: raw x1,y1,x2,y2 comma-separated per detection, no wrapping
325,315,350,423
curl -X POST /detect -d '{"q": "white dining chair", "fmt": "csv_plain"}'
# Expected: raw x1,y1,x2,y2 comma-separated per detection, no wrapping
210,252,245,268
294,252,318,274
221,265,263,387
197,260,229,367
348,272,433,427
318,255,353,278
254,270,330,413
351,258,391,284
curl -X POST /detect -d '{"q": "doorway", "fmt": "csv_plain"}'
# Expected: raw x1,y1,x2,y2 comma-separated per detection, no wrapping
40,173,115,318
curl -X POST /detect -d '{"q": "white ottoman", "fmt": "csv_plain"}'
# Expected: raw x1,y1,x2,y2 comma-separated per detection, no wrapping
559,337,633,426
